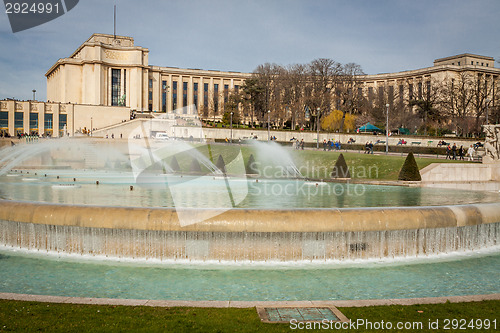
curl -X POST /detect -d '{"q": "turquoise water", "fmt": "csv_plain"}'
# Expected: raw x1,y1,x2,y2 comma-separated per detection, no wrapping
1,248,499,301
1,172,499,208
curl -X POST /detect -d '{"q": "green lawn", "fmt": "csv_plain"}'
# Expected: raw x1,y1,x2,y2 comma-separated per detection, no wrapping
192,143,471,181
0,300,498,332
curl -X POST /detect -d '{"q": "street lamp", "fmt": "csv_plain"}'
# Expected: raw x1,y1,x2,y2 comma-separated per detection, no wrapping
90,117,93,137
267,110,271,141
316,108,320,149
230,112,233,144
485,98,491,125
32,89,36,101
385,104,389,154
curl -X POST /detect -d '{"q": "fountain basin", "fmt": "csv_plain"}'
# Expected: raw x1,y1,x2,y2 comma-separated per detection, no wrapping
1,200,498,261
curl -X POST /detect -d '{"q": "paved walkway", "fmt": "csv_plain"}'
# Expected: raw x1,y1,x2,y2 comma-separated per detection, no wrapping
1,292,498,308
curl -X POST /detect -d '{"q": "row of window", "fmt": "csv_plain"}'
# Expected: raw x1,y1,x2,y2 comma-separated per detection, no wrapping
451,61,490,67
0,111,66,130
152,80,240,113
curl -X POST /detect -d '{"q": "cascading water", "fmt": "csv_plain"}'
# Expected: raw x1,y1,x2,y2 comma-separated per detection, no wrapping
0,138,499,262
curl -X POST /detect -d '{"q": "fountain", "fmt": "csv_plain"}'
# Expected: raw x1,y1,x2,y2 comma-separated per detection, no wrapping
0,135,499,301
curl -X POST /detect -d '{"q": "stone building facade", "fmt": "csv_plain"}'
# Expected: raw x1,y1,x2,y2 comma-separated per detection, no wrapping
46,34,499,126
45,33,250,118
3,33,498,137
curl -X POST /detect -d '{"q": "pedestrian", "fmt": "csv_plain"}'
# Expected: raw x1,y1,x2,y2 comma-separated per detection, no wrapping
467,145,475,161
458,145,464,160
451,143,457,160
446,144,451,159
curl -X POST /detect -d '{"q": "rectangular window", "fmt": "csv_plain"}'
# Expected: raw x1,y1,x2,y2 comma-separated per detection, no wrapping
193,83,199,109
203,83,209,116
399,85,404,101
378,86,384,99
172,81,178,111
148,91,153,101
368,87,374,102
234,85,239,93
14,112,23,129
388,86,394,102
59,113,67,136
29,113,38,131
408,84,413,100
204,83,209,108
418,82,422,99
44,113,52,130
123,70,126,105
0,111,8,129
426,81,431,100
59,114,67,130
149,79,153,89
183,82,188,110
162,80,167,112
224,84,229,104
214,84,219,115
111,69,121,106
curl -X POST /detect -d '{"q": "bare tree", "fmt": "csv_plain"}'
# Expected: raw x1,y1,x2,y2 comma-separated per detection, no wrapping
441,71,476,136
337,63,365,132
307,58,342,130
253,63,282,126
280,63,308,130
408,78,446,135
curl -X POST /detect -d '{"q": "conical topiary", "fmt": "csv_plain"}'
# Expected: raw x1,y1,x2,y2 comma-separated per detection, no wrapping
398,152,422,181
245,154,259,174
216,155,226,173
189,157,202,173
331,153,351,178
169,156,181,172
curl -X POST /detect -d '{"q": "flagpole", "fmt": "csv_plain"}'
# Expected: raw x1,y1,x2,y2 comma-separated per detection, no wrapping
114,5,116,39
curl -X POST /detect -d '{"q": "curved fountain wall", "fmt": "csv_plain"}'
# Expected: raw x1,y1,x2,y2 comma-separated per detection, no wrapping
1,199,499,261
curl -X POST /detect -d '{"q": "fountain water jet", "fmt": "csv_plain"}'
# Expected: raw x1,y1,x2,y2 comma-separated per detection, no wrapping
0,138,498,262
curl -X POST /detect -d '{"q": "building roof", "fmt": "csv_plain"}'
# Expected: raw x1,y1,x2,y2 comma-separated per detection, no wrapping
434,53,494,64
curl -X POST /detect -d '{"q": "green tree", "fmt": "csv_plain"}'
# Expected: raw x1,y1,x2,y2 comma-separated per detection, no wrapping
241,78,264,128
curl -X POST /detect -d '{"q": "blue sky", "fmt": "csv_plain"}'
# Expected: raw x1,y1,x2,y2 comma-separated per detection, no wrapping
1,0,499,100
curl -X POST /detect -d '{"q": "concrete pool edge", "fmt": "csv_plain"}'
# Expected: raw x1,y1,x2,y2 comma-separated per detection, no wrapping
1,199,499,232
0,292,499,308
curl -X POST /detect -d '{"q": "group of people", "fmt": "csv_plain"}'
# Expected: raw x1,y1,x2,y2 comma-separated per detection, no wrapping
294,139,305,150
364,142,374,154
445,143,476,161
323,139,342,151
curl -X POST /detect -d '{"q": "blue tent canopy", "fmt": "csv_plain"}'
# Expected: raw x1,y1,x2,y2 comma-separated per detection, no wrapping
358,122,383,132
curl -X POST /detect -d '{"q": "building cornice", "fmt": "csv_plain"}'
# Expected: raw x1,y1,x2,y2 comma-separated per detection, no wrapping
359,64,500,82
434,53,494,64
149,65,252,79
